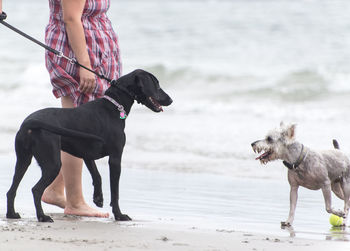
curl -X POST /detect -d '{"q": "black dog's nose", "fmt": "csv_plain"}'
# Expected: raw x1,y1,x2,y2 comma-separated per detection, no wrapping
161,95,173,106
168,97,173,105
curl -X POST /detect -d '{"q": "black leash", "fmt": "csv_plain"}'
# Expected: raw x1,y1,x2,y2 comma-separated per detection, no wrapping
0,12,113,83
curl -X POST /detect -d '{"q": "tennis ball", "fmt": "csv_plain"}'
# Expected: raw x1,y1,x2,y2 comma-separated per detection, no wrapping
329,214,343,227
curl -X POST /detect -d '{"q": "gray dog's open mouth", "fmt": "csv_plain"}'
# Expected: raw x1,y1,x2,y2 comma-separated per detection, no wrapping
254,148,273,164
255,151,271,160
149,97,163,112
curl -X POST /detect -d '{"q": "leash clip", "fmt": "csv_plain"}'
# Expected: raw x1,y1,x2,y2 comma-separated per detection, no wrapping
69,58,77,65
57,51,64,58
57,51,76,64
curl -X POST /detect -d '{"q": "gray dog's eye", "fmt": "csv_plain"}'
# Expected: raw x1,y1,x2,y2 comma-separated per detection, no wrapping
267,136,273,143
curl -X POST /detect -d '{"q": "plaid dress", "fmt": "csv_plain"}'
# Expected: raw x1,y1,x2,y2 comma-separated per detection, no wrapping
45,0,121,106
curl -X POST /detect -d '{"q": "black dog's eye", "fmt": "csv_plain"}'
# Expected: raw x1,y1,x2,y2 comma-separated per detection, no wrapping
266,136,273,143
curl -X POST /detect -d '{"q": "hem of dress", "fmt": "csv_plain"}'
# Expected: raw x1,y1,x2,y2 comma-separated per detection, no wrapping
53,89,66,99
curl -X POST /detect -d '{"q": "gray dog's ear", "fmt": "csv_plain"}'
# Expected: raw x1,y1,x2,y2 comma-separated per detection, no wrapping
286,124,297,140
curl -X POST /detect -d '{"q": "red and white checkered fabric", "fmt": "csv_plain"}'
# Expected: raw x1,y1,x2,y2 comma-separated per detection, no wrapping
45,0,122,106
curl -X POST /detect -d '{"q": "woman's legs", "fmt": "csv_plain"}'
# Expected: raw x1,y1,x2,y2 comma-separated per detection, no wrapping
41,171,66,208
42,96,109,217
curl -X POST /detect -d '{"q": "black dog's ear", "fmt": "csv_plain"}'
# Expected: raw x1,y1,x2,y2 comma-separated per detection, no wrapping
148,72,159,84
135,75,144,91
121,75,143,97
118,74,145,104
135,71,159,89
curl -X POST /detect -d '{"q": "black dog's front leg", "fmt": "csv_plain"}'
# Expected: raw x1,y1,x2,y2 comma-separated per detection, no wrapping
109,156,131,221
84,159,103,208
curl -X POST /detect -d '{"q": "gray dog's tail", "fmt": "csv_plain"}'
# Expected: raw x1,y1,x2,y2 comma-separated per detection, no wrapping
333,139,340,149
21,119,104,142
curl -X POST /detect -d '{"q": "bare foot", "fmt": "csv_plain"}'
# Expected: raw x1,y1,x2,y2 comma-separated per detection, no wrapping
64,203,109,218
42,189,66,209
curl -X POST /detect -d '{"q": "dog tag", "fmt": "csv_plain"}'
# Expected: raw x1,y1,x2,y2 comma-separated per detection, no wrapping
120,112,126,119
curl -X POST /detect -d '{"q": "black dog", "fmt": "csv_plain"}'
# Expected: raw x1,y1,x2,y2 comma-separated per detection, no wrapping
6,69,173,222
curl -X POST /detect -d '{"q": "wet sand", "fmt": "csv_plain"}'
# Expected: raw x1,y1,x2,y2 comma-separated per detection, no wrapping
1,158,350,250
0,214,348,251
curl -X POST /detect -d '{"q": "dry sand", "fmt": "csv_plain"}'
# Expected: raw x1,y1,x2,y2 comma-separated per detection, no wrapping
0,214,348,251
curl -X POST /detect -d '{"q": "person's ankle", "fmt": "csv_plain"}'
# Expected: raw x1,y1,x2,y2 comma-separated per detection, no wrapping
42,189,66,209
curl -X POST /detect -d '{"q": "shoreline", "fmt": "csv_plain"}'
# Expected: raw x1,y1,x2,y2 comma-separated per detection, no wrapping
0,214,349,251
0,154,349,249
0,159,349,249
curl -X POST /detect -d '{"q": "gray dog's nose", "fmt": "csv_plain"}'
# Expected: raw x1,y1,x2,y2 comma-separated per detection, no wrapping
251,141,258,147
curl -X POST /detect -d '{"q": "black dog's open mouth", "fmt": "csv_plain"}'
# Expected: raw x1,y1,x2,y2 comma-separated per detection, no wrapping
149,97,163,112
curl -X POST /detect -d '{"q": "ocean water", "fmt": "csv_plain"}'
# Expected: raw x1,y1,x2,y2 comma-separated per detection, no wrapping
1,0,350,242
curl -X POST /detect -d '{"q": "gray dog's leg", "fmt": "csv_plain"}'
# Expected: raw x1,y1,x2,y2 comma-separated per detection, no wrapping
331,181,349,225
331,182,344,199
341,178,350,225
282,185,298,226
322,185,345,217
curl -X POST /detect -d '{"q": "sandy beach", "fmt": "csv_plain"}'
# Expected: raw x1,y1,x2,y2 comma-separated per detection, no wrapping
0,214,348,251
0,165,349,251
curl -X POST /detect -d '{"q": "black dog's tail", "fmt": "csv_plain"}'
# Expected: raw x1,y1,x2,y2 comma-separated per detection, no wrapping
333,139,340,149
21,119,104,142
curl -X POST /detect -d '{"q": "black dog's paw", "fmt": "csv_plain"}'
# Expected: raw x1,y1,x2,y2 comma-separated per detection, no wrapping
93,194,104,208
114,214,132,221
6,212,21,219
38,215,54,223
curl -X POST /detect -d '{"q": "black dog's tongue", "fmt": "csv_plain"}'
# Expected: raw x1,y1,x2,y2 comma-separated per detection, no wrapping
150,97,163,112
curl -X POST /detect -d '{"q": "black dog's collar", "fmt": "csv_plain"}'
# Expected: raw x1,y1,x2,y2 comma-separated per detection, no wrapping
283,144,308,170
103,95,127,119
